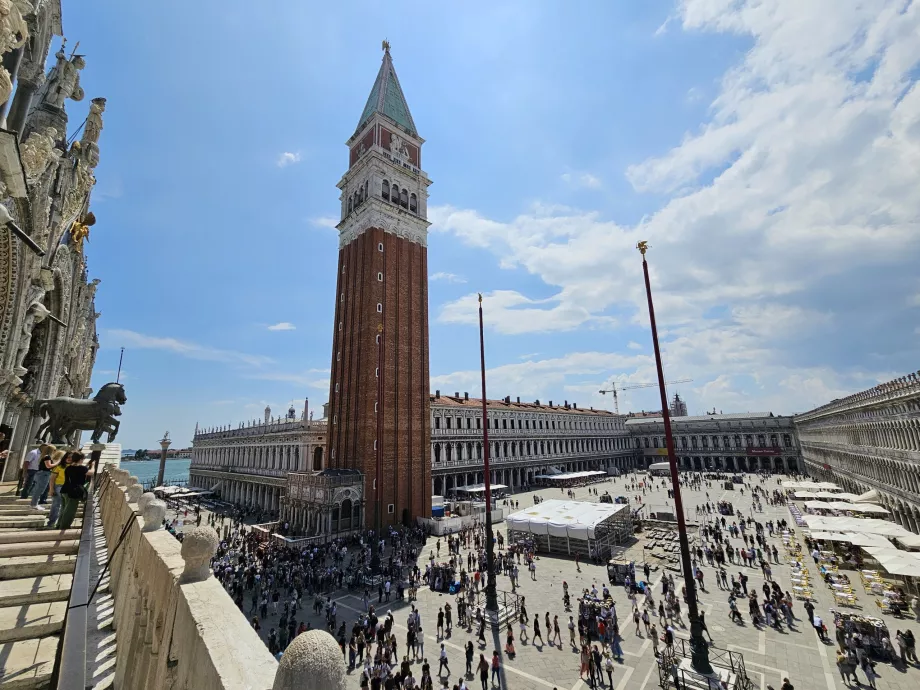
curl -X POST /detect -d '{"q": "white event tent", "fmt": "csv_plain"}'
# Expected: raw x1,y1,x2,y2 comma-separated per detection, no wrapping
505,499,632,558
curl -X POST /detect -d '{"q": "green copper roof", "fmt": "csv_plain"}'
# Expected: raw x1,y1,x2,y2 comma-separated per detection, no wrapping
356,49,418,137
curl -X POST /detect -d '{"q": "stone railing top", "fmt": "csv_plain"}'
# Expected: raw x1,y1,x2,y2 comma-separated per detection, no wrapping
798,371,920,421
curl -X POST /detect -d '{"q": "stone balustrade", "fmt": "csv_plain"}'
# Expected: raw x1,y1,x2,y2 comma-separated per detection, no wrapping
97,467,346,689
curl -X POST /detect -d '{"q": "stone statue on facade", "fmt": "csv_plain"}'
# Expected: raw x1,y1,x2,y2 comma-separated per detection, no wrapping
34,381,127,444
0,0,31,104
42,43,84,110
81,97,104,145
13,282,49,378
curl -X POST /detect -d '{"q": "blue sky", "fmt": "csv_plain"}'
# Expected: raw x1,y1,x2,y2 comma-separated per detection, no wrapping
69,0,920,449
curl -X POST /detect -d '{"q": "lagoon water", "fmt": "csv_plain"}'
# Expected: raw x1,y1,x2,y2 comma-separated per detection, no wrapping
119,458,190,485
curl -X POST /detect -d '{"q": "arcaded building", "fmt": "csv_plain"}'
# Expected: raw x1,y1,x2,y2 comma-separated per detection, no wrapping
795,372,920,533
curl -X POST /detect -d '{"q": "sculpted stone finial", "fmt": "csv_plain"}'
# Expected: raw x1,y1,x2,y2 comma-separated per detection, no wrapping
126,483,143,504
20,126,61,182
137,491,156,513
179,526,219,582
272,630,347,690
142,499,167,532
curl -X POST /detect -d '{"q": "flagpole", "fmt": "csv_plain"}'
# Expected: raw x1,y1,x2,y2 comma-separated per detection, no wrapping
478,294,498,613
637,241,712,674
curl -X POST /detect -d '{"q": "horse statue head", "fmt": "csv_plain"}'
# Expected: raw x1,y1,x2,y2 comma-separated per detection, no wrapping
94,382,127,406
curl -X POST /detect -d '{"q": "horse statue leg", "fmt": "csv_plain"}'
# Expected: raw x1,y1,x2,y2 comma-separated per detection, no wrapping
106,418,120,444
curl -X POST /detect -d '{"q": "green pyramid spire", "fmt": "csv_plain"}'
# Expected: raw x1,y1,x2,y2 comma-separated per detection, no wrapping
356,43,418,138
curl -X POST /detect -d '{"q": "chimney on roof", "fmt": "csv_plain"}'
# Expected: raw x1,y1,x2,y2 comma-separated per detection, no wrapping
464,392,469,400
505,396,511,404
516,396,520,403
435,390,440,398
535,399,540,405
573,403,577,409
454,391,459,398
549,400,553,407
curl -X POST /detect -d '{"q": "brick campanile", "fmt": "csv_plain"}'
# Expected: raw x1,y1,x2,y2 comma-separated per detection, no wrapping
326,44,432,527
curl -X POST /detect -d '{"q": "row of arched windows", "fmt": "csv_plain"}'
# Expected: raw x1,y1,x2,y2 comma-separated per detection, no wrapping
347,180,371,216
433,413,621,432
433,436,623,463
382,180,418,212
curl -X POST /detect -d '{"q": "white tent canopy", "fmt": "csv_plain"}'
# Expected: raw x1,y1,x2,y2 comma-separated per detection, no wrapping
863,547,920,577
854,489,880,504
803,515,911,538
810,531,892,548
805,501,890,514
506,499,628,540
454,484,508,494
793,491,819,499
783,481,841,491
534,471,606,481
896,534,920,550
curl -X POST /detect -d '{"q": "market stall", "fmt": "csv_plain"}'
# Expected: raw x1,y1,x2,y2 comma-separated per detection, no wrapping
831,610,892,660
505,499,633,559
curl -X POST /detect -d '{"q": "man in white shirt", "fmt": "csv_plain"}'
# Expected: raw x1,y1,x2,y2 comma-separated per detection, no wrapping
19,446,41,499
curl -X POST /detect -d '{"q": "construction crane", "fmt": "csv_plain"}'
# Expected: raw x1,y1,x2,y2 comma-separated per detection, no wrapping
598,378,693,415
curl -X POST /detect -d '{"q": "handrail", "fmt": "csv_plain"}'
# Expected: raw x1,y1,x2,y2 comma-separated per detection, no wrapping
49,467,99,688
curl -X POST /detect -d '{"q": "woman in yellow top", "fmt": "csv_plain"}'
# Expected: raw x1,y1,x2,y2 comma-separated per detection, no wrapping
46,451,70,528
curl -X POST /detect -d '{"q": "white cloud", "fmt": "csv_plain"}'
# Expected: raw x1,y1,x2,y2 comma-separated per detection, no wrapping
438,290,616,335
248,368,330,389
310,216,338,229
432,1,920,414
430,272,467,284
561,171,602,189
276,151,302,167
627,341,643,350
106,329,272,368
267,322,296,331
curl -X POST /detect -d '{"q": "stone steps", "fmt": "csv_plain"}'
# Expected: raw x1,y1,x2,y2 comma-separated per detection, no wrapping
0,540,79,559
0,574,73,608
0,553,77,581
0,635,58,689
0,602,66,644
0,483,81,688
0,530,80,545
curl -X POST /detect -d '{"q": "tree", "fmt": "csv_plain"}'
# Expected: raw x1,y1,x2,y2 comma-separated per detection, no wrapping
134,448,148,460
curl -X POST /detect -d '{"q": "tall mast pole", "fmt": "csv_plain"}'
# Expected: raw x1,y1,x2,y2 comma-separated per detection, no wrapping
115,347,125,383
637,241,712,674
478,294,498,612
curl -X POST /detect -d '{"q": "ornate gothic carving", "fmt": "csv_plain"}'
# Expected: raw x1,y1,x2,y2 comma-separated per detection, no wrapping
20,126,60,182
338,205,428,249
0,0,30,104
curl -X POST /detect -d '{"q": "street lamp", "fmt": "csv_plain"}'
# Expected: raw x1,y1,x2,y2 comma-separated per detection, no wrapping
155,432,171,488
637,241,712,675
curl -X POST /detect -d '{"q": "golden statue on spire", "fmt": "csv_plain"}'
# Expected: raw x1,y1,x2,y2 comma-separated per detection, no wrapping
636,240,649,256
382,39,391,53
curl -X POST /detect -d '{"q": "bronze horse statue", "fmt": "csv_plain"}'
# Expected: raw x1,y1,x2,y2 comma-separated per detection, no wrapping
34,382,127,445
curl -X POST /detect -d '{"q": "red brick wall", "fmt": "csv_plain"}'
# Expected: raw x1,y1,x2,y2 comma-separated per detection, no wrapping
349,129,376,168
326,228,431,527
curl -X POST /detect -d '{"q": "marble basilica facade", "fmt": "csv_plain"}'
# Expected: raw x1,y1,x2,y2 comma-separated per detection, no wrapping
0,0,110,480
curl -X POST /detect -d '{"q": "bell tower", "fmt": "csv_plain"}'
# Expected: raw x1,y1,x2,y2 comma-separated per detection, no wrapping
326,43,432,527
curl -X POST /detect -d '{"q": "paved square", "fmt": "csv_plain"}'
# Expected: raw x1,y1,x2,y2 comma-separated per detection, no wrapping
232,474,920,690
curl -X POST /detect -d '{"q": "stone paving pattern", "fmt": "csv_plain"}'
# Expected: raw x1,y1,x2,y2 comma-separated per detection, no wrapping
210,475,920,690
